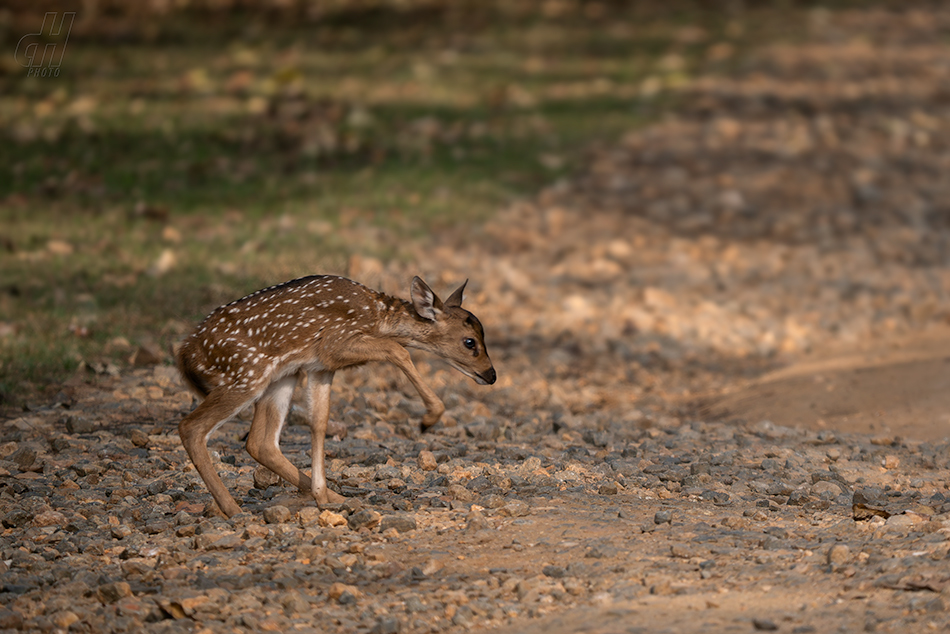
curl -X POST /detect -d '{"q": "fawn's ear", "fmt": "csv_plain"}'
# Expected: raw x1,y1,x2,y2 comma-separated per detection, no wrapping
444,279,467,308
410,276,443,321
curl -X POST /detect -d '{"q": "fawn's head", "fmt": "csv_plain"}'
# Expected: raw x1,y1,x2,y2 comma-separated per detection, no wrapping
409,277,496,386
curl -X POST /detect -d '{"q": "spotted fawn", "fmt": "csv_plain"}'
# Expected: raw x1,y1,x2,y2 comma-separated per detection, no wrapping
175,275,496,517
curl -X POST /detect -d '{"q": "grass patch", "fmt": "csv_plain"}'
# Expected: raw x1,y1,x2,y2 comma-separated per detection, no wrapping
0,1,811,404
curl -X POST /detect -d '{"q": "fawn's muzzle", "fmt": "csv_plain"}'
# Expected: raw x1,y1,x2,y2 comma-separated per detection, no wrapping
477,367,497,385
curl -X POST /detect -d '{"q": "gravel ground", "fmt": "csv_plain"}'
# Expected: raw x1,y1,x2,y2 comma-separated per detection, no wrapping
4,5,950,634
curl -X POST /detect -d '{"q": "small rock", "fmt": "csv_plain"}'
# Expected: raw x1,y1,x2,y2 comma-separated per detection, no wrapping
130,429,150,448
97,581,132,604
0,609,23,629
499,499,530,517
319,510,348,528
111,525,132,539
254,466,281,490
9,446,36,470
348,509,382,530
882,455,900,470
654,509,673,524
421,558,443,576
753,618,778,631
298,507,323,526
417,450,438,471
328,582,362,603
263,505,292,524
465,508,490,533
542,565,566,578
379,514,417,534
371,616,401,634
787,490,811,506
885,513,923,528
51,611,80,630
479,493,507,509
447,484,474,502
32,510,66,528
827,544,851,565
130,343,162,366
208,532,243,550
64,415,95,434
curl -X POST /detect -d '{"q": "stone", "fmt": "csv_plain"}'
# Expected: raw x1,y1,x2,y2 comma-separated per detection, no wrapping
97,582,132,604
32,510,66,527
447,484,474,502
65,416,95,434
298,507,323,526
379,514,417,534
328,583,362,602
499,499,530,517
348,509,382,530
417,450,438,471
111,524,132,539
263,505,292,524
319,510,348,528
254,466,281,490
9,446,36,470
826,544,851,565
371,616,401,634
464,508,490,533
130,429,150,448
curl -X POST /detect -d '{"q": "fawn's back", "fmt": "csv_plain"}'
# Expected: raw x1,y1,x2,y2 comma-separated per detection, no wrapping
178,276,402,396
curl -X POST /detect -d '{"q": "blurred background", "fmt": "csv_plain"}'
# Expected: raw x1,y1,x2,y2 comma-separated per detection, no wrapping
3,0,950,442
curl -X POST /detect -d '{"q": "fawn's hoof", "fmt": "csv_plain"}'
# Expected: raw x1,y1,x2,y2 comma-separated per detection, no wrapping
314,488,346,505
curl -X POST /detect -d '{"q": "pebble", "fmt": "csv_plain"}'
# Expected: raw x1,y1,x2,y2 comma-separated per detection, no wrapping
417,450,438,471
379,514,417,534
263,505,291,524
97,582,132,604
253,466,281,489
465,508,490,533
348,508,382,530
499,499,530,517
319,510,348,528
826,544,851,566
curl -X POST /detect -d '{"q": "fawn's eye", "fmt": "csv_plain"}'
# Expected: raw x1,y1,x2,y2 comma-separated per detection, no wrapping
463,338,477,350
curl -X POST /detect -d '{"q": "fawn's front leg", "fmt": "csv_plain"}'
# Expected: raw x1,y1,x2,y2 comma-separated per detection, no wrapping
179,388,251,518
386,345,446,432
306,370,345,504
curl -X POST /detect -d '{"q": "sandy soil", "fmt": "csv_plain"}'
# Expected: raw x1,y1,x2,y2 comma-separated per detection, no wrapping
709,331,950,443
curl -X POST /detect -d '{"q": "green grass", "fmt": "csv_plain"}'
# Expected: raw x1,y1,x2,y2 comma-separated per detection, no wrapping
0,1,809,404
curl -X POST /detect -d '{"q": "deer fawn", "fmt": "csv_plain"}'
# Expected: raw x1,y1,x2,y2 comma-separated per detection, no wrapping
175,275,496,517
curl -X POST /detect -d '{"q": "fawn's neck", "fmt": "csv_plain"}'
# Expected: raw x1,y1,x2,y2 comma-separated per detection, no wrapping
375,293,436,349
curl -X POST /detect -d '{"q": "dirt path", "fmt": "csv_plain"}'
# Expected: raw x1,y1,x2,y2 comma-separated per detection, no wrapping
710,331,950,443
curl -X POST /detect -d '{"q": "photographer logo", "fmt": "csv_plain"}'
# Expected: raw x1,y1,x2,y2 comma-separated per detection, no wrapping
15,12,75,78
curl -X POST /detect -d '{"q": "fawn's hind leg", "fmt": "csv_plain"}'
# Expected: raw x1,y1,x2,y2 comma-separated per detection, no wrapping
244,375,316,493
179,388,252,518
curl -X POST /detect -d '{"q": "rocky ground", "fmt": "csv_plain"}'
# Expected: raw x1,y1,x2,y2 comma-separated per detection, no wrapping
4,5,950,634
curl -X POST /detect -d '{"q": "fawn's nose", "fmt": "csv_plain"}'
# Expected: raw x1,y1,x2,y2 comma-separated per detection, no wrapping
480,367,496,385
